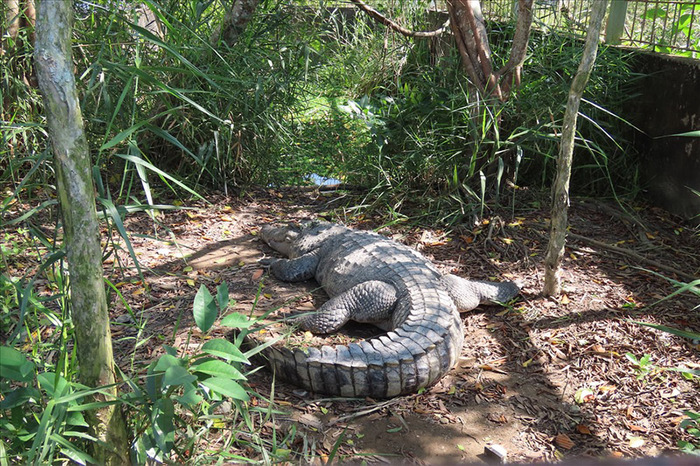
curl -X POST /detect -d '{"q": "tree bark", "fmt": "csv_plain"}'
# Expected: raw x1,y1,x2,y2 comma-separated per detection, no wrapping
448,0,494,95
211,0,260,46
34,2,130,463
350,0,534,101
495,0,534,96
543,0,609,296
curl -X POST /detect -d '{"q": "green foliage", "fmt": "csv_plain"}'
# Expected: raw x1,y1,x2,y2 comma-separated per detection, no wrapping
493,25,644,197
302,19,644,221
679,411,700,455
75,1,312,194
0,345,99,464
3,2,647,224
0,263,294,463
124,284,290,463
627,319,700,455
637,2,700,58
624,352,656,380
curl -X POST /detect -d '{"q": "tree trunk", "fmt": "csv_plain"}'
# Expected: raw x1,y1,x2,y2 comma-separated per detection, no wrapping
211,0,260,46
448,0,496,97
34,2,130,464
350,0,534,101
543,0,609,296
495,0,534,96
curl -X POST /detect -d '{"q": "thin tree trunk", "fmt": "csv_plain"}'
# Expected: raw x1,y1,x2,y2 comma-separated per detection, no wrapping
495,0,534,96
543,0,609,296
448,0,494,95
3,0,21,45
34,2,130,463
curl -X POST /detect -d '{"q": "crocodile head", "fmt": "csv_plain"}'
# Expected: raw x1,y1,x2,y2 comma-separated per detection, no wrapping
260,223,302,257
260,221,341,258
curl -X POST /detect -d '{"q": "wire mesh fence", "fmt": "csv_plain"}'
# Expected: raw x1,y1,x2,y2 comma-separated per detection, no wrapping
481,0,700,57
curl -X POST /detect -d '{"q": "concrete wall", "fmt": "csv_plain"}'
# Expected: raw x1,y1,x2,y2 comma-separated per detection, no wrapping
626,53,700,222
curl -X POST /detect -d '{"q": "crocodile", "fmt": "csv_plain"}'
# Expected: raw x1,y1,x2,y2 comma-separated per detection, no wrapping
255,221,519,398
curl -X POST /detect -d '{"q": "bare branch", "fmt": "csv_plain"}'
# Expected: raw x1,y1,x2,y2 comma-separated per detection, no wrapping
348,0,450,38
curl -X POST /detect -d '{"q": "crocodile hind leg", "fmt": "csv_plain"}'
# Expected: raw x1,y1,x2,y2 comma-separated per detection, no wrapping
296,280,398,334
440,274,520,312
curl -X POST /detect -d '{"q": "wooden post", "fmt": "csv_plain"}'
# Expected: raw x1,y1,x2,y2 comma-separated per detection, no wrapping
605,0,628,45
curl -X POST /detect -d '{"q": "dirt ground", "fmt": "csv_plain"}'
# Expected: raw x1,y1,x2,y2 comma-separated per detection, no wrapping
11,187,699,463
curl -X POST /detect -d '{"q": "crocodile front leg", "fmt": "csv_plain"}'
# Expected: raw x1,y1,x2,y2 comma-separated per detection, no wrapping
296,280,398,334
440,274,520,312
263,251,320,282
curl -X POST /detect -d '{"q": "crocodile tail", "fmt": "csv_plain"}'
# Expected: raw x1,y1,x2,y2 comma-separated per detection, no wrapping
252,317,464,398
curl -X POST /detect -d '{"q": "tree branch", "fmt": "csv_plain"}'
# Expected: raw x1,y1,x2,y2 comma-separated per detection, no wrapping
496,0,534,96
448,3,485,92
348,0,450,38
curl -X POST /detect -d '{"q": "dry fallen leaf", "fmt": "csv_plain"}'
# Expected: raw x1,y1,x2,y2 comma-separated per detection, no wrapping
628,424,648,433
554,433,575,450
591,344,606,353
576,424,592,435
252,269,264,281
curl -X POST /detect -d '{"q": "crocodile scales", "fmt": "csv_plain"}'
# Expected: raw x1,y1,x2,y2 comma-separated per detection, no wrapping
255,221,519,398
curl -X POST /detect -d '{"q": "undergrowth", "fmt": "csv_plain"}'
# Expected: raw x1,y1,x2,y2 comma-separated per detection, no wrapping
0,1,660,462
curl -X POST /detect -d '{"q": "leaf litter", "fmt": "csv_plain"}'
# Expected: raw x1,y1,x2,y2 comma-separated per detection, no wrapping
5,188,698,463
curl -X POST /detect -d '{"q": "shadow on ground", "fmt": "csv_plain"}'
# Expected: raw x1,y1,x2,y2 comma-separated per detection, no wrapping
106,191,699,463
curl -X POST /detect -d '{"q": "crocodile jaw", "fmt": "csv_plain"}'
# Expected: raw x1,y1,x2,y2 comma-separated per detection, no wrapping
260,224,300,257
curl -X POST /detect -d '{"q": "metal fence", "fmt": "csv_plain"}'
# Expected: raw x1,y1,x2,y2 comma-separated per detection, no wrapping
481,0,700,57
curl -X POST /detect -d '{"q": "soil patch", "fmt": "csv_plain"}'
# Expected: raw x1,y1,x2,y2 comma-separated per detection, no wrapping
6,188,698,463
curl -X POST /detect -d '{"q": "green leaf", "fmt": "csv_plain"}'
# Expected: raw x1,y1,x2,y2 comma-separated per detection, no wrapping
99,120,149,150
193,285,217,333
220,312,254,329
630,320,700,340
200,377,249,401
192,359,246,380
98,198,144,280
216,282,230,312
37,372,70,398
3,199,59,226
201,339,249,364
153,398,175,453
0,346,35,382
655,130,700,139
66,411,89,428
0,386,41,409
644,7,667,19
625,352,639,364
153,354,182,373
49,433,96,464
163,365,196,387
176,383,203,407
114,154,208,203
